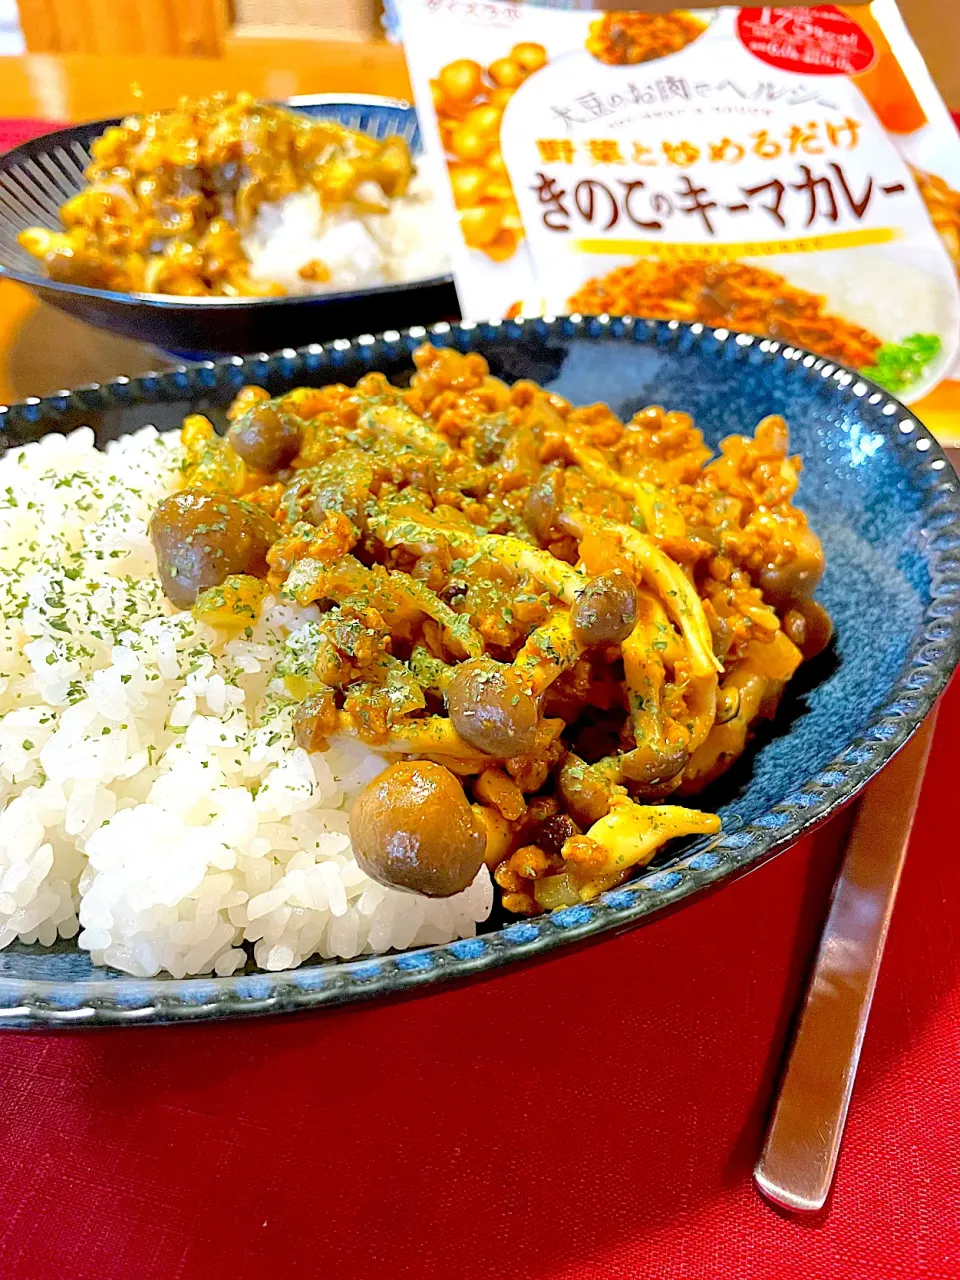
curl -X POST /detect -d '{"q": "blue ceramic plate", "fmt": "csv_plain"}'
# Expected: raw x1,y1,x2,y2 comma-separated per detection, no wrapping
0,95,458,356
1,317,958,1027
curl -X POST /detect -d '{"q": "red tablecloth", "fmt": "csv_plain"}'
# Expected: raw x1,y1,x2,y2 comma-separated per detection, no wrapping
0,118,67,153
1,117,960,1280
0,677,956,1280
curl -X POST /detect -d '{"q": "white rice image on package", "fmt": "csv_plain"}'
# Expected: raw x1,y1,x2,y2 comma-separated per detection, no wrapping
0,427,492,979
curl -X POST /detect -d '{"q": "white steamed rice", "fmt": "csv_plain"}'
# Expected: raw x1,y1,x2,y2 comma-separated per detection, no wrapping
0,426,492,978
243,175,449,295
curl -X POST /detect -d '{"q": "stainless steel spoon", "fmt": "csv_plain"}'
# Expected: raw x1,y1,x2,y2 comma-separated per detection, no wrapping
754,711,937,1213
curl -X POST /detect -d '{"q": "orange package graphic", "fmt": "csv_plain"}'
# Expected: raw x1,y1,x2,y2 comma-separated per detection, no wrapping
400,3,960,443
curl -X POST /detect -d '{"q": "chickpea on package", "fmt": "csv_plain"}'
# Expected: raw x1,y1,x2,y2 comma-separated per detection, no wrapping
399,3,960,442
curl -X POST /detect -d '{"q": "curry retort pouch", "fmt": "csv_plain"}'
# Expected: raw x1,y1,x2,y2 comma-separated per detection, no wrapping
399,2,960,441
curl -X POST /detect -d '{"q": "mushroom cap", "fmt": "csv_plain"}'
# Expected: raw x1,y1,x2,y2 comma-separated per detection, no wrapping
349,760,487,898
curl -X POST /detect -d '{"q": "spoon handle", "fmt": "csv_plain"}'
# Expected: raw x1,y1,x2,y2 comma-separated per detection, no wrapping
754,711,937,1214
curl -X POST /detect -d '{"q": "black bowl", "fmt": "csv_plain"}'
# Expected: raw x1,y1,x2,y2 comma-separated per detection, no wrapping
0,95,459,356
